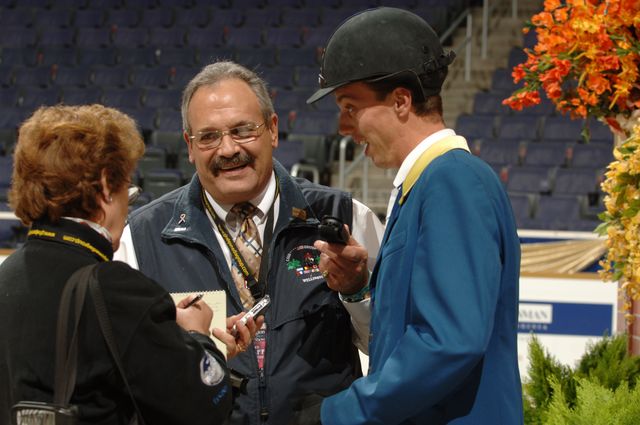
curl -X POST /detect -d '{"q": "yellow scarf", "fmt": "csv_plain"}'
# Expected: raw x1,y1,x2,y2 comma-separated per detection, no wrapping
399,135,470,205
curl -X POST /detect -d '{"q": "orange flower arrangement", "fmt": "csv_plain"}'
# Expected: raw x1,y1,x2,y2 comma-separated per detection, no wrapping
503,0,640,136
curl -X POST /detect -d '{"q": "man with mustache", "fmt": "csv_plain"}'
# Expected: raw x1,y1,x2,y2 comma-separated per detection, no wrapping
115,61,384,425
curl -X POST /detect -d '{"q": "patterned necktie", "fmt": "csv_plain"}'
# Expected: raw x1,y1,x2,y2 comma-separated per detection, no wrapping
230,202,262,309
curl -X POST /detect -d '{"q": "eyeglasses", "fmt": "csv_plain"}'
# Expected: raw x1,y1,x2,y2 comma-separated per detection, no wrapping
128,184,141,205
188,122,267,150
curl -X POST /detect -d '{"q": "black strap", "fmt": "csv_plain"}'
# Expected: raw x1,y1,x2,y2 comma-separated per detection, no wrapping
54,265,92,406
89,273,145,425
53,264,145,425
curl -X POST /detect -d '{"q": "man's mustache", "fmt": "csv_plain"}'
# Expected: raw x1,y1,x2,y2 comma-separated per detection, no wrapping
210,153,255,176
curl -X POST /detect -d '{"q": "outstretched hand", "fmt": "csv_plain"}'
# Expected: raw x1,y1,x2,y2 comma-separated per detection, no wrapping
212,312,264,359
314,224,369,296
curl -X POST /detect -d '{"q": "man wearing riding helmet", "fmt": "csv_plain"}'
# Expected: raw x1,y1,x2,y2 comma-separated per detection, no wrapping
307,7,523,424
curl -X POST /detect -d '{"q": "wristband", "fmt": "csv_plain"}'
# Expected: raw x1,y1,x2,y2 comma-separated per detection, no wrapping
340,284,370,303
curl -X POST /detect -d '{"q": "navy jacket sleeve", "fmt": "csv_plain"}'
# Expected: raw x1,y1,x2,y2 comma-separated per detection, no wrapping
96,262,233,424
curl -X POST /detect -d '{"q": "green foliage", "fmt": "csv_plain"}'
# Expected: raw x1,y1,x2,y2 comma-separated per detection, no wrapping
575,335,640,391
523,334,640,424
523,335,576,424
545,378,640,424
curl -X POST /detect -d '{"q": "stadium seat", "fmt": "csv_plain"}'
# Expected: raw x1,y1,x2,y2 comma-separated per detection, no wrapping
261,67,295,89
507,192,534,228
186,27,226,48
496,115,541,141
490,67,520,93
234,46,278,69
474,138,523,168
472,92,513,116
12,66,54,88
289,110,339,136
174,6,212,28
61,86,104,105
569,144,613,169
38,28,75,47
18,86,61,109
264,27,304,48
130,66,173,88
0,27,39,48
101,87,144,108
277,46,320,68
505,165,555,195
143,87,181,109
38,47,78,67
75,28,112,48
136,146,168,180
155,108,183,132
144,169,183,200
243,8,282,28
0,87,20,107
148,27,188,48
76,47,119,66
274,139,305,171
108,8,141,28
0,47,39,67
553,167,600,197
281,7,322,28
111,27,149,48
74,9,107,28
116,47,157,67
150,130,184,159
520,142,571,167
455,114,497,140
525,195,599,231
138,8,175,28
542,115,585,143
155,47,198,67
33,8,73,29
92,66,132,87
53,67,92,87
225,27,264,48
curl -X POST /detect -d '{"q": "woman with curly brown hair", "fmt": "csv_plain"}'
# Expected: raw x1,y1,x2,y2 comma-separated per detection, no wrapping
0,104,258,425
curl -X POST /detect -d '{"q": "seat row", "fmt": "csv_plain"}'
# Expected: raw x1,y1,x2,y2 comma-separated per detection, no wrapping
472,138,614,170
509,192,601,232
496,165,605,199
456,113,614,144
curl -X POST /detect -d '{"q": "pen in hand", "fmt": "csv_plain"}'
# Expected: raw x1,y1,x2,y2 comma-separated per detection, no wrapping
183,293,204,309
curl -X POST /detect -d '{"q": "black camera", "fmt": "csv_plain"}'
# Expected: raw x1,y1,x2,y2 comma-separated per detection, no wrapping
318,216,349,245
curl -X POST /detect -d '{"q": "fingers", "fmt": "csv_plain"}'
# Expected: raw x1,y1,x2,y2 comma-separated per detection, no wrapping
212,313,263,360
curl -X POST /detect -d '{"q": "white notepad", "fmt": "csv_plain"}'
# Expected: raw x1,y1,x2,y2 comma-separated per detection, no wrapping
170,290,227,355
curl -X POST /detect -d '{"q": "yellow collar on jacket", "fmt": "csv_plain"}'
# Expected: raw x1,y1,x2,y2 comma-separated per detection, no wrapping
399,135,470,205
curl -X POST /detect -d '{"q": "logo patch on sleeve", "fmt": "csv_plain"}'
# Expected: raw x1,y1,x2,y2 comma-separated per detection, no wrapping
200,351,225,386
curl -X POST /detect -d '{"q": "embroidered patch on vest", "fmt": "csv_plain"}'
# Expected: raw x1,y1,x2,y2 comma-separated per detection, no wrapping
200,351,225,386
285,245,324,283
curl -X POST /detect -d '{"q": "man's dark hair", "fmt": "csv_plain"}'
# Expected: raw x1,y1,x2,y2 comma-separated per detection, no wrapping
364,71,446,118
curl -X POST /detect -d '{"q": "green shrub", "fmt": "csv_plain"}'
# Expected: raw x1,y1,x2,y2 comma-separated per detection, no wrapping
523,334,640,424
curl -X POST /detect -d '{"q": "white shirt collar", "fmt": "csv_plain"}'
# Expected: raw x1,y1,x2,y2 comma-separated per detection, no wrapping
206,171,276,227
392,128,456,189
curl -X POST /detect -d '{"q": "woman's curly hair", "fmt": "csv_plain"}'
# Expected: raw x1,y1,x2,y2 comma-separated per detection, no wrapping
10,104,145,226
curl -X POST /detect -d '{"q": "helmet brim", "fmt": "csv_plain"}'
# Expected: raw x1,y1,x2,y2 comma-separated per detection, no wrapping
306,85,343,104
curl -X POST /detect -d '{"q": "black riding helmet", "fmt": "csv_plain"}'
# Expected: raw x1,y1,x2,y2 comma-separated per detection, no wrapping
306,7,455,104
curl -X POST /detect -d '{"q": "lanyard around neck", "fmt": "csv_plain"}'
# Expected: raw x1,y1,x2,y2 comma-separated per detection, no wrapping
200,185,278,301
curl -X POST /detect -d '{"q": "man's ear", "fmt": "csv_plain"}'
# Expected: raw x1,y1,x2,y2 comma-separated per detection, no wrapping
183,131,194,163
393,87,412,118
269,113,279,149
